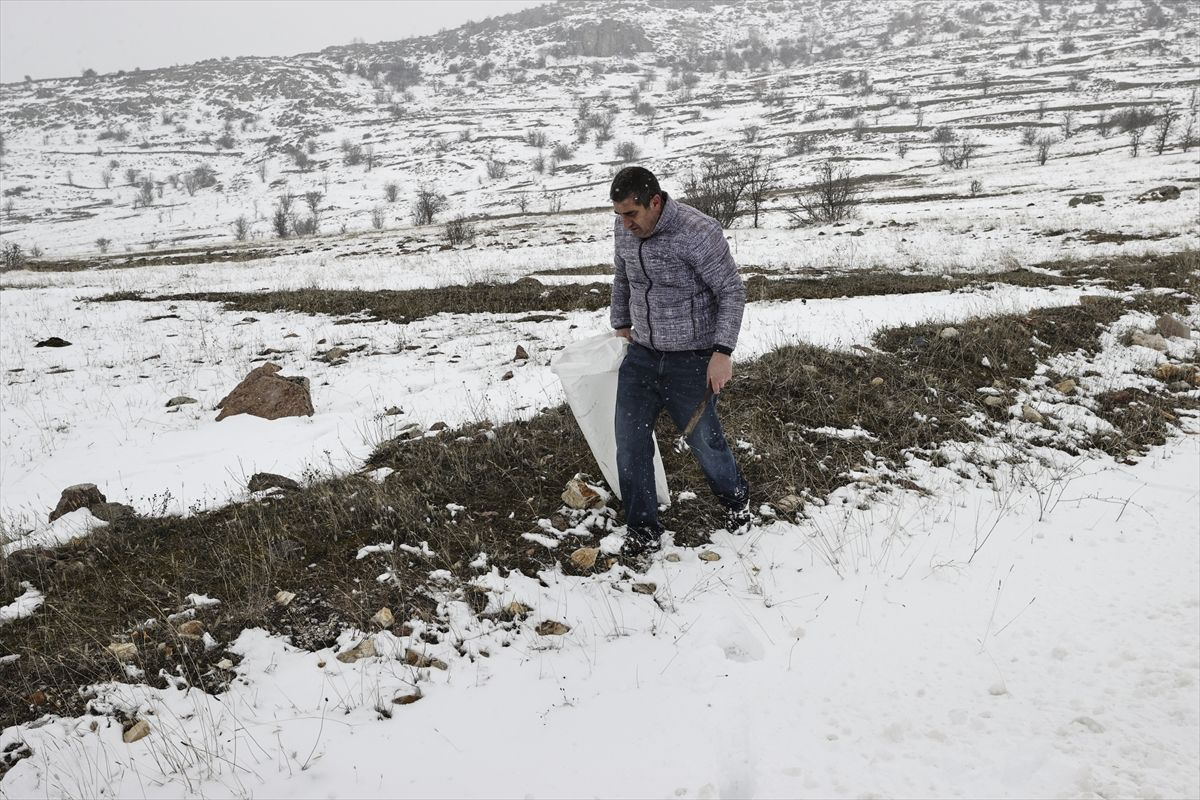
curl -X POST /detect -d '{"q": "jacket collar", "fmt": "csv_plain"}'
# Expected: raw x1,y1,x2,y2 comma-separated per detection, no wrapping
646,191,676,238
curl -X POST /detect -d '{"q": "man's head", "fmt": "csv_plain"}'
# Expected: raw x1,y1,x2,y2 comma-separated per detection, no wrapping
610,166,663,239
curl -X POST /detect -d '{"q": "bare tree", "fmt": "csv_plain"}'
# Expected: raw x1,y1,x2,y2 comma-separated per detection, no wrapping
1129,126,1144,157
1061,111,1076,138
938,139,979,169
95,237,111,254
1096,112,1112,138
411,187,446,225
614,141,640,163
485,159,508,179
1035,134,1056,165
744,154,774,229
100,168,112,188
384,182,399,202
1153,109,1178,155
370,206,386,230
681,157,751,228
1181,115,1197,152
232,215,251,241
444,216,476,246
272,193,294,238
789,161,863,225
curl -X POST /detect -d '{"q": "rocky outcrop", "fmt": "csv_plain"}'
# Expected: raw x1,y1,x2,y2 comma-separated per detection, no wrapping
215,363,313,421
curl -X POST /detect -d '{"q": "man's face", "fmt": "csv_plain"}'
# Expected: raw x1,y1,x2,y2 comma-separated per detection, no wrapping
613,194,663,239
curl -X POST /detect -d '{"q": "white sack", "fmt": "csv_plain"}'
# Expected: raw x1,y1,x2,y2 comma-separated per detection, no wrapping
550,333,670,505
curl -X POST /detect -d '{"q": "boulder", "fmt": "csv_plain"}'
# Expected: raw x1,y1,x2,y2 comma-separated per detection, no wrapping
1137,185,1180,202
34,337,71,348
1155,314,1191,340
1154,363,1197,383
215,362,313,421
274,590,296,607
1129,330,1169,352
983,395,1007,408
247,472,300,493
403,649,448,670
177,620,205,637
1067,193,1104,207
89,502,135,522
514,345,530,361
500,370,514,381
49,483,106,522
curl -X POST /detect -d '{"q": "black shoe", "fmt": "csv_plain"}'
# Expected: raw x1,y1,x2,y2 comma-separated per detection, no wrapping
620,527,663,558
724,500,753,534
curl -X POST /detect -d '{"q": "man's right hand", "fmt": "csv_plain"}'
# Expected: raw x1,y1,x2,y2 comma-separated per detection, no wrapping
614,328,632,340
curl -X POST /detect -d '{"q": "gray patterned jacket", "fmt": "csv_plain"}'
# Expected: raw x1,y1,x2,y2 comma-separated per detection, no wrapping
610,193,746,354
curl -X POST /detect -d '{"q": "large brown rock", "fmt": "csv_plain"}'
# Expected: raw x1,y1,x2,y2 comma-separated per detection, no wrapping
49,483,106,522
216,363,314,422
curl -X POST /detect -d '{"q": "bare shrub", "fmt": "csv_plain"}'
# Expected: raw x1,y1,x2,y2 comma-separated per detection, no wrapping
789,161,863,225
1020,126,1039,146
1181,115,1197,152
232,216,250,241
1035,135,1056,165
938,139,978,169
1061,111,1076,138
411,187,446,225
2,241,28,269
1153,109,1178,155
95,237,111,254
742,125,760,143
124,168,139,186
969,179,984,196
681,156,771,229
384,182,399,202
370,206,386,230
614,141,640,163
930,125,957,143
531,153,546,173
1129,127,1144,157
342,140,363,166
273,194,294,238
525,130,547,148
485,159,508,180
100,168,112,188
444,216,476,246
787,134,815,156
551,142,575,162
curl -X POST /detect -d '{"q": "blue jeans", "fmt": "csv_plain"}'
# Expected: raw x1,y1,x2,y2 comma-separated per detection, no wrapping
615,342,748,532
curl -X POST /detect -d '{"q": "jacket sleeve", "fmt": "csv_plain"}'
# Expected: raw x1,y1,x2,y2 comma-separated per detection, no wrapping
610,223,632,330
692,222,745,352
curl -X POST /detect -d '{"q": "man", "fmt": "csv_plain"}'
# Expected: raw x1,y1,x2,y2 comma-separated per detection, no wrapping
609,166,751,558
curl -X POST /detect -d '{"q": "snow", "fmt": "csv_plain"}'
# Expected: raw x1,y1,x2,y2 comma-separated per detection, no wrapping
0,582,43,625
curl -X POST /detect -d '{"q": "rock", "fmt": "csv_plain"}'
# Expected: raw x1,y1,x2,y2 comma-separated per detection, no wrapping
1137,184,1180,202
89,502,135,522
165,396,197,407
370,607,394,629
1021,404,1045,424
34,337,71,348
403,649,448,670
569,546,600,570
247,472,300,493
274,590,296,607
1129,330,1169,352
631,582,657,595
215,362,314,422
698,551,721,562
663,553,682,562
500,370,514,381
122,720,151,744
1054,378,1077,395
514,345,529,361
504,601,532,616
988,682,1008,696
1169,380,1193,392
870,377,885,386
49,483,106,522
775,494,803,514
106,642,138,661
383,406,403,416
318,346,348,363
429,421,447,431
1072,716,1105,733
562,479,602,509
216,658,234,670
392,692,422,705
801,364,819,375
1154,363,1197,383
1068,193,1104,207
177,620,205,637
983,395,1008,408
939,327,960,340
1155,314,1191,340
336,637,377,663
535,620,571,636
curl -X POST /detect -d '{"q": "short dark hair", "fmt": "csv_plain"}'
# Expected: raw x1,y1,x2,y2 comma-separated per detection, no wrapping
609,166,661,207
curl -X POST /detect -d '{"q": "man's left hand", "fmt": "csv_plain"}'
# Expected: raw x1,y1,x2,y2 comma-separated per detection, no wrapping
708,352,733,393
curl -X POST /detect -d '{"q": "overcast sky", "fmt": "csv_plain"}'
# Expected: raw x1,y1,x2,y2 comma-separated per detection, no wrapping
0,0,550,83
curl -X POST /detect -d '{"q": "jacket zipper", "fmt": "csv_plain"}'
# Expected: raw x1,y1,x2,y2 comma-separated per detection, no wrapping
637,239,655,349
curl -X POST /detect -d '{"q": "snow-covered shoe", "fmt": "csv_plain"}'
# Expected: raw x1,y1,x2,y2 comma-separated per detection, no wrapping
724,500,753,534
620,527,663,559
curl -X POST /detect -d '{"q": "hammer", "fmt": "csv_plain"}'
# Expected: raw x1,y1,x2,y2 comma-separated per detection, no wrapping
674,386,714,454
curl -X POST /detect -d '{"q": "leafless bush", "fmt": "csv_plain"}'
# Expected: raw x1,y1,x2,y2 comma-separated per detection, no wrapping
1061,111,1076,138
525,130,547,149
485,159,508,180
1181,115,1197,152
1153,109,1178,154
411,187,446,225
232,216,250,241
1129,127,1144,157
635,101,656,121
897,140,910,158
531,154,546,173
444,216,476,246
1020,126,1039,146
370,206,386,230
789,161,863,226
341,140,363,166
2,241,28,270
787,134,815,156
938,139,978,169
137,177,155,206
272,194,294,238
614,141,640,163
1112,107,1156,133
384,182,399,202
681,155,772,229
551,142,575,162
930,125,957,143
95,237,111,254
852,118,867,141
1035,135,1056,165
969,179,984,196
742,125,761,143
124,167,139,186
99,168,112,188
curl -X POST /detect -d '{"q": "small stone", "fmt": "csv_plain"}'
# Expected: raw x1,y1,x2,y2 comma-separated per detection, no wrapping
983,395,1007,408
988,682,1008,696
775,494,803,514
631,582,657,595
383,406,403,416
393,692,422,705
1130,330,1169,352
1169,380,1192,392
336,637,377,663
177,620,205,637
504,601,532,616
274,590,296,606
801,364,819,375
370,607,395,629
403,648,448,670
1068,193,1104,207
663,553,682,562
514,345,529,361
1155,314,1191,340
247,473,300,493
870,377,885,386
698,551,721,562
49,483,106,522
89,502,135,522
500,370,514,381
429,421,447,430
1022,404,1045,424
1072,716,1105,733
569,546,599,570
216,658,234,670
1054,378,1077,395
536,620,571,636
318,346,348,363
106,642,138,661
122,720,151,744
562,479,602,509
35,337,71,348
939,327,959,340
165,396,197,407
